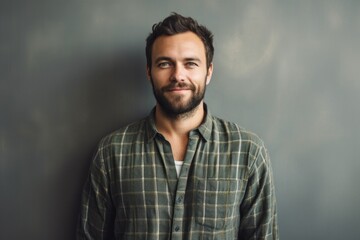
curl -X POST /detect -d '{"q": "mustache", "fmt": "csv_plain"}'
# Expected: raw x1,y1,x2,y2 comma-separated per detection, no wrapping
162,82,195,91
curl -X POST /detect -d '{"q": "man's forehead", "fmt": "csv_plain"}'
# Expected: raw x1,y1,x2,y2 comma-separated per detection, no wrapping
151,32,206,59
155,31,203,43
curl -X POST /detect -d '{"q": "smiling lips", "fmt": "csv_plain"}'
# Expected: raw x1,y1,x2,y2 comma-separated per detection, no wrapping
162,83,194,92
168,87,191,92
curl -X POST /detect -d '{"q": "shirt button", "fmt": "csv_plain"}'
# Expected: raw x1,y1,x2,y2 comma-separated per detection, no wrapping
174,225,180,232
176,196,183,203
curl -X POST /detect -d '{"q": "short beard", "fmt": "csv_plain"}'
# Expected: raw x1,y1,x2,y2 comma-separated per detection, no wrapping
150,78,206,119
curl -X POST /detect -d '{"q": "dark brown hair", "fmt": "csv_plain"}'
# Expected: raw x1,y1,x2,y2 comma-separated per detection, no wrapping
146,12,214,69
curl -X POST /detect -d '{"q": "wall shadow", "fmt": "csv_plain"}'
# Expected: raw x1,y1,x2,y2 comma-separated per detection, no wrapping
48,49,154,240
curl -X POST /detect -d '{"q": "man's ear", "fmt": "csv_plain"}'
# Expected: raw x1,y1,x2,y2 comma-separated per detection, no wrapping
146,65,151,81
206,63,213,85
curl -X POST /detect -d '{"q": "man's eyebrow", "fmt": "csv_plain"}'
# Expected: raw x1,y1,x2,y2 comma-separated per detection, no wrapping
154,56,173,63
154,56,202,63
184,57,201,62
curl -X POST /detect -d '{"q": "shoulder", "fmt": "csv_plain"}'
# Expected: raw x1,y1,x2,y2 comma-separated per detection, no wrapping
98,118,148,150
212,116,271,174
210,115,265,148
210,115,268,167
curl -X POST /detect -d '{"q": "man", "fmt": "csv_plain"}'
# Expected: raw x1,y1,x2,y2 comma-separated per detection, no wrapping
77,13,278,239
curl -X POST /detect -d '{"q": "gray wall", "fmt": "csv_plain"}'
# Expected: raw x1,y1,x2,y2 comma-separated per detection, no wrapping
1,0,359,239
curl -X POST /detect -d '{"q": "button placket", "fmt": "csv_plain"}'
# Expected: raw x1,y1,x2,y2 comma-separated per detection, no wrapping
171,133,200,239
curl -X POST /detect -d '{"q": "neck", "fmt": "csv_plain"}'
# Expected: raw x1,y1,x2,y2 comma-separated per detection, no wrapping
155,102,205,137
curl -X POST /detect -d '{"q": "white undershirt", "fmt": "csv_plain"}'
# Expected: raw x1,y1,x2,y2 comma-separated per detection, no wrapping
174,160,184,177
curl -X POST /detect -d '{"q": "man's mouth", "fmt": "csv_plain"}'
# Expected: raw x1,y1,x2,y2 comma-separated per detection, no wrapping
163,83,194,92
168,88,190,91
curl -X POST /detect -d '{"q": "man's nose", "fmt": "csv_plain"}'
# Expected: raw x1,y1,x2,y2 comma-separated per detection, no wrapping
171,64,185,82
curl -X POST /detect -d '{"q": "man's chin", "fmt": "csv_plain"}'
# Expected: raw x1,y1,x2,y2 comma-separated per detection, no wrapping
160,101,203,117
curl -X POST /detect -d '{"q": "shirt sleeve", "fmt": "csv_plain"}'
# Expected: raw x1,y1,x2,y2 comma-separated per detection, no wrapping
76,143,115,240
238,143,279,240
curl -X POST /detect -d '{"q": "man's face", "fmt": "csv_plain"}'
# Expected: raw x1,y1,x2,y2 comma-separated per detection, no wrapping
147,31,213,118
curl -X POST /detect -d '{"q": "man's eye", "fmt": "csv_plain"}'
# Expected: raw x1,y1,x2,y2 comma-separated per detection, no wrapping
186,62,198,67
158,62,171,68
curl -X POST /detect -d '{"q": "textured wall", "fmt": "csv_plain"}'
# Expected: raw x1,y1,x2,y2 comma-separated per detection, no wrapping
1,0,359,239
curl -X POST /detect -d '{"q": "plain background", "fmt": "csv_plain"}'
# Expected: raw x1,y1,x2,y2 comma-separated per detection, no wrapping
1,0,359,239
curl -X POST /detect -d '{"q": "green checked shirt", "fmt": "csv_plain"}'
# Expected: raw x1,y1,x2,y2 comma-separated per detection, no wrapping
77,107,278,240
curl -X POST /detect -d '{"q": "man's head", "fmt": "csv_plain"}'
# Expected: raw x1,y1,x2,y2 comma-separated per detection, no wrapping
146,12,214,70
146,13,214,118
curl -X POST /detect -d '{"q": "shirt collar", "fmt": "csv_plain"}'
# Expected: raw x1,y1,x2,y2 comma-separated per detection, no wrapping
145,104,213,143
196,104,212,142
145,107,158,142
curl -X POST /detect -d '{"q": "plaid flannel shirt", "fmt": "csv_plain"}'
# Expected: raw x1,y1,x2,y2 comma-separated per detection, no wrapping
77,107,278,239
